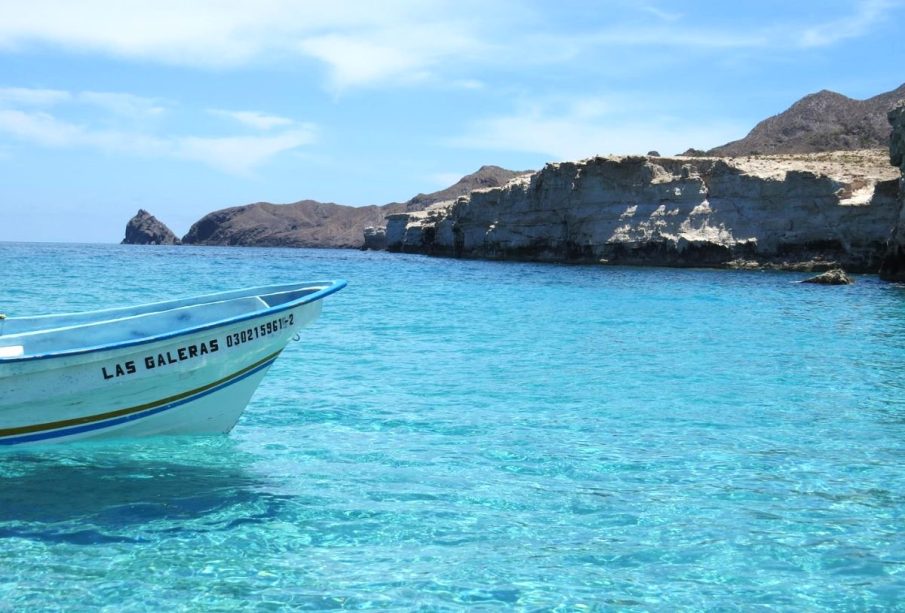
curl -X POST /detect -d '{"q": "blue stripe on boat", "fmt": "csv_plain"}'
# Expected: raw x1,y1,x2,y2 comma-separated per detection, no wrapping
0,355,279,446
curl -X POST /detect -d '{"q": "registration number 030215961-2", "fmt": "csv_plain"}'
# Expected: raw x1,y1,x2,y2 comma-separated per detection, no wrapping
226,313,295,349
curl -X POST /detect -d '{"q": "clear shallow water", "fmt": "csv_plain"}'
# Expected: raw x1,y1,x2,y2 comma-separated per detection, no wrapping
1,242,904,610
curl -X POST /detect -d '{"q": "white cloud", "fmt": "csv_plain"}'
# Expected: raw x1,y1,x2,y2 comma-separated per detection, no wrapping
77,91,166,117
453,79,485,90
0,0,273,67
0,108,169,153
298,34,425,90
451,97,745,160
0,87,71,107
0,1,897,94
0,87,166,119
483,2,902,69
581,28,770,49
297,20,487,91
0,107,316,174
175,128,317,175
0,1,493,90
0,109,96,147
592,0,899,52
799,0,896,47
209,109,296,130
638,5,683,21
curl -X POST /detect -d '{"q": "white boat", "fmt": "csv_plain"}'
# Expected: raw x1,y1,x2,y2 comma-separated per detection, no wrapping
0,280,345,446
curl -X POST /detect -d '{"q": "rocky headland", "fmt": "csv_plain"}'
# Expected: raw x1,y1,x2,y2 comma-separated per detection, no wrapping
132,166,527,249
121,209,180,245
879,102,905,281
384,83,905,274
182,200,386,248
385,150,900,273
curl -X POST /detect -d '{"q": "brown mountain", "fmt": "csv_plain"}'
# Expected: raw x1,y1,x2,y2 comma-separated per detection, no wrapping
179,165,529,248
181,201,385,248
707,83,905,156
401,165,531,211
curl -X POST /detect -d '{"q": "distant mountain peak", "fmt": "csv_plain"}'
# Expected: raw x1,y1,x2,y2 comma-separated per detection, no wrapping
403,166,532,211
705,82,905,156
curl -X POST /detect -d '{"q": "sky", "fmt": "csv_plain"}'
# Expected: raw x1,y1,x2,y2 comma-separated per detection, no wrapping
1,0,903,243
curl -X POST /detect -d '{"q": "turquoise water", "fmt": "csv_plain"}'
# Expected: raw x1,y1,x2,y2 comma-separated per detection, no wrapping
1,242,904,610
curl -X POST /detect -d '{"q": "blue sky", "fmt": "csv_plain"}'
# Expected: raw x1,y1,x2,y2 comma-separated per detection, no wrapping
1,0,903,243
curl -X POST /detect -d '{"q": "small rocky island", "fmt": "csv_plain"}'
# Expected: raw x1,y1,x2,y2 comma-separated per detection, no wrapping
122,209,180,245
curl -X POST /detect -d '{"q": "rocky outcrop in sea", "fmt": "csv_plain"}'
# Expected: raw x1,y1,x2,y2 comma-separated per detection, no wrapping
386,150,901,273
879,103,905,281
121,209,181,245
802,268,854,285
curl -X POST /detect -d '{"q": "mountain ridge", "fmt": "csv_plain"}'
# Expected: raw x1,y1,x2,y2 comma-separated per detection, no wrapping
163,165,530,248
705,82,905,156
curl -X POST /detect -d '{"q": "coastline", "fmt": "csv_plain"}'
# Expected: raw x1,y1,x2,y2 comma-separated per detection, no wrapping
113,102,905,278
384,150,901,275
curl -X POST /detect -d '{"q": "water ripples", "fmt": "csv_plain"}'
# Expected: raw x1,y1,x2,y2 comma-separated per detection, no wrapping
2,244,905,609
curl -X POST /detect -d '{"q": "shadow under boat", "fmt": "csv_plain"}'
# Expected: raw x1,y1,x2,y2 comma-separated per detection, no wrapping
0,438,293,544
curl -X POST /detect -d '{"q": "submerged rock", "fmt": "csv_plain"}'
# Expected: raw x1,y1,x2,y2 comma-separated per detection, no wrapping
801,268,854,285
122,209,180,245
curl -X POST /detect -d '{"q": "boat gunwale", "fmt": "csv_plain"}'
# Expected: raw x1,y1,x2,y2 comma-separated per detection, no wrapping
0,279,346,364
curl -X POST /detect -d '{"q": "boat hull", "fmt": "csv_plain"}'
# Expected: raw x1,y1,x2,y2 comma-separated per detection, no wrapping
0,300,322,446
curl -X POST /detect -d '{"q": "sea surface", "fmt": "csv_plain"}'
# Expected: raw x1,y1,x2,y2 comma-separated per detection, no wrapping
1,242,904,611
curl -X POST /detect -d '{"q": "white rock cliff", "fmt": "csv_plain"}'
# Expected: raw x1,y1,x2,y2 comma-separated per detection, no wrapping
387,150,901,272
880,103,905,280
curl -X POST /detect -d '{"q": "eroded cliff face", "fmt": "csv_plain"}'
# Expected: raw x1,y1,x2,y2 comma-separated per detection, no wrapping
387,150,901,272
879,104,905,280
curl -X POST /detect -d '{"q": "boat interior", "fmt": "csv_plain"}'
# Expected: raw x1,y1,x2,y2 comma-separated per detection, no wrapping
0,283,333,359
